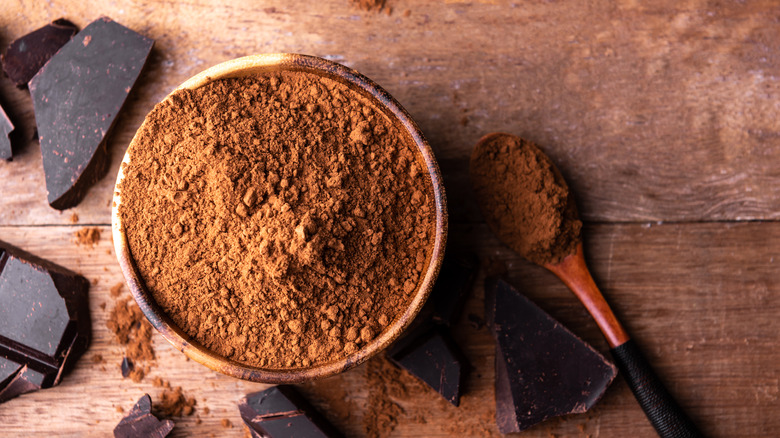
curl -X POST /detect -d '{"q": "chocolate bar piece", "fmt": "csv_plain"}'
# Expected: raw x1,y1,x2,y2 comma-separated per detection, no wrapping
114,394,174,438
430,252,478,326
388,324,467,406
1,19,78,87
29,16,154,210
0,103,13,160
0,241,90,403
238,385,343,438
485,277,617,433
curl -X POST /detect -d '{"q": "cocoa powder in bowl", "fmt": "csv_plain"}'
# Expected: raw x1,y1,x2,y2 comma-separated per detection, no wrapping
118,68,437,370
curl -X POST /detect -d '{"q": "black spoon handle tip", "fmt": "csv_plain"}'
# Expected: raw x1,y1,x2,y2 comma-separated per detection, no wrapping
611,339,704,438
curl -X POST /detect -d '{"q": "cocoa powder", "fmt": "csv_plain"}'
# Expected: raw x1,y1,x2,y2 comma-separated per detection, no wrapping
106,296,155,381
153,378,197,417
74,226,100,247
469,133,581,265
119,71,435,369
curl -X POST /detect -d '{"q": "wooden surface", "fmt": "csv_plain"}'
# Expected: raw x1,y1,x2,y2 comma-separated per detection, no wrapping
1,1,779,436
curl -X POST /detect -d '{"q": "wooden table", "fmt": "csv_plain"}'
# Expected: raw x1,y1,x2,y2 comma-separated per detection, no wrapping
2,1,778,436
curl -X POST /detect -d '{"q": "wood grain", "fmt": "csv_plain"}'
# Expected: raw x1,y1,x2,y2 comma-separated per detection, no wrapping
1,0,779,437
0,223,777,437
2,1,780,224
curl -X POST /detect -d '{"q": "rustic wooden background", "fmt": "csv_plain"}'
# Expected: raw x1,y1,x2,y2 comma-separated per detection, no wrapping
2,1,779,436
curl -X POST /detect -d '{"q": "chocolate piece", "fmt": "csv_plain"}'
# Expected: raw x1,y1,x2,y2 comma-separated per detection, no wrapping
0,241,90,403
29,17,154,210
430,252,478,326
0,103,13,160
388,324,467,406
484,277,617,433
238,385,343,438
1,19,78,87
121,357,134,378
114,394,174,438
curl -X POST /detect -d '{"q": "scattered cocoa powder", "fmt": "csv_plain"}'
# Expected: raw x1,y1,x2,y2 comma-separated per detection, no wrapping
119,71,435,369
469,133,581,265
299,373,358,434
91,353,104,364
155,380,196,417
128,367,146,383
69,212,79,223
352,0,387,12
106,297,155,380
221,418,232,428
110,282,124,298
74,227,100,247
364,357,408,438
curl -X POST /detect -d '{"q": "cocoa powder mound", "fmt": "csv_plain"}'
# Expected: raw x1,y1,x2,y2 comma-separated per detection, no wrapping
119,71,435,369
469,133,581,265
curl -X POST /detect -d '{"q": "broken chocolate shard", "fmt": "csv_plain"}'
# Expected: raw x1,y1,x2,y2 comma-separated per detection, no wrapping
121,357,134,378
0,103,13,160
239,385,343,438
1,19,78,87
0,241,90,403
114,394,174,438
430,252,478,326
388,324,468,406
29,16,154,210
484,277,617,433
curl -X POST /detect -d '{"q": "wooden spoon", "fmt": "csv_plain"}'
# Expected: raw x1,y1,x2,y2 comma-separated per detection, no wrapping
471,133,702,438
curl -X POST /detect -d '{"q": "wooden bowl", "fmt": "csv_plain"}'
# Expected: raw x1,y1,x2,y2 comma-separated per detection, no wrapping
111,54,447,383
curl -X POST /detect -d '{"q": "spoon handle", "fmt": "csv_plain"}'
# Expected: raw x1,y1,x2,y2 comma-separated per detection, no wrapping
611,339,703,438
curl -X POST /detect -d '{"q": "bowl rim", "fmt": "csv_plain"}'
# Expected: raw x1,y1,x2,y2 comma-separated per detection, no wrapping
111,53,448,383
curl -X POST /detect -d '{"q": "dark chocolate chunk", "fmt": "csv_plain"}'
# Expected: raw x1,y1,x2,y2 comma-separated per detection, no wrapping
430,252,478,326
238,385,343,438
0,103,13,160
1,19,78,87
484,277,617,433
121,357,134,378
0,241,90,403
114,394,174,438
388,324,467,406
29,17,154,210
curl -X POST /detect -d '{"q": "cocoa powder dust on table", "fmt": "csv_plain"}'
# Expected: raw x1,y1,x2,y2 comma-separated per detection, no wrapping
469,133,581,265
119,71,436,369
106,296,155,382
74,226,100,247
